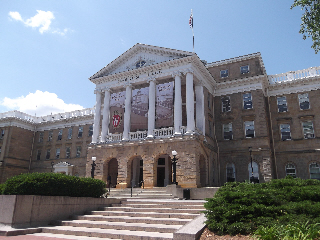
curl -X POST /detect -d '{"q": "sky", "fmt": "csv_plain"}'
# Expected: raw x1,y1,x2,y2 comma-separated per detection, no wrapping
0,0,319,117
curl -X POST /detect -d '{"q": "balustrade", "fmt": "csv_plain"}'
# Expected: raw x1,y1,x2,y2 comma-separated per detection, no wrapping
268,66,320,84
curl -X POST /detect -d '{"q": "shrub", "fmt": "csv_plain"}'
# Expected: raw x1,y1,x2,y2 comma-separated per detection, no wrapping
204,178,320,236
0,183,5,194
2,172,106,198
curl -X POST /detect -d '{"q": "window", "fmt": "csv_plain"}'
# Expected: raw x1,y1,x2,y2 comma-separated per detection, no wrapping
221,96,231,112
76,146,81,158
226,163,236,182
57,129,62,141
39,132,43,143
55,148,60,159
209,120,212,137
310,163,320,180
302,121,314,139
66,147,71,159
286,163,296,178
248,161,259,183
36,150,41,160
48,131,53,141
78,126,83,138
277,96,288,112
280,124,291,141
88,125,93,137
68,128,72,140
243,93,252,109
240,65,249,74
298,93,310,110
46,149,50,160
245,121,255,138
220,69,229,78
223,123,233,140
136,60,146,68
0,129,4,139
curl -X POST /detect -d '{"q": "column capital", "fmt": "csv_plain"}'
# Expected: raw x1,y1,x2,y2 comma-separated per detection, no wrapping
172,71,182,78
102,87,111,92
183,68,194,75
94,88,102,94
123,82,132,88
147,77,156,83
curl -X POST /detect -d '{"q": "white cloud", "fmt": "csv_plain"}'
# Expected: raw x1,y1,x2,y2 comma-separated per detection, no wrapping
8,10,70,35
0,90,84,117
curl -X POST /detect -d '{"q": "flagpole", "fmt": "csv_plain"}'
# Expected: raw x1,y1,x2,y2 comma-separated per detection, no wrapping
189,9,194,52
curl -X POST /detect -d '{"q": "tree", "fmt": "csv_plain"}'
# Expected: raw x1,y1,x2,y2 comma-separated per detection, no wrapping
291,0,320,54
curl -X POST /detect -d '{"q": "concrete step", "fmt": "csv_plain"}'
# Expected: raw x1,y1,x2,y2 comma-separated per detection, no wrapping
110,203,205,209
103,206,203,214
72,214,192,225
53,219,182,233
29,232,121,240
41,226,173,240
88,210,200,219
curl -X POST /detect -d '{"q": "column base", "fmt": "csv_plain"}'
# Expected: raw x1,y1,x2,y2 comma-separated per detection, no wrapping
146,135,154,140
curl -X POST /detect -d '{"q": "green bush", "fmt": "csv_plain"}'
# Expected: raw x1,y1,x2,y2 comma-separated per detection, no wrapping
204,177,320,236
1,172,106,198
0,183,5,194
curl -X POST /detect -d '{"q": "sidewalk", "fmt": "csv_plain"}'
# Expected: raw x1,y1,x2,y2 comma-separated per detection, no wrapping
0,236,71,240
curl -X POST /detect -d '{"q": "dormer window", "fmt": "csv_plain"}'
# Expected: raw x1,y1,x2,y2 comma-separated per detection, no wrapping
240,65,249,74
136,60,146,68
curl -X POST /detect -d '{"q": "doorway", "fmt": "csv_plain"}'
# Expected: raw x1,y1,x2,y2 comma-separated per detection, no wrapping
156,156,172,187
108,158,118,188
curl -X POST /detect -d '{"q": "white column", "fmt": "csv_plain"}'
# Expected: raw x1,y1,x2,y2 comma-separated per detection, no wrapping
147,77,156,138
92,89,102,143
173,72,182,135
195,85,205,135
122,83,132,141
101,88,111,141
186,71,195,134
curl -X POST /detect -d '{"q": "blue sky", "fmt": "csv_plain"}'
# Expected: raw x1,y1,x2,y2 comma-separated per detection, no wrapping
0,0,318,116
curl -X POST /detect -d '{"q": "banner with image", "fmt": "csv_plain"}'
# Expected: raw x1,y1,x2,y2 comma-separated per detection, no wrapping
109,91,125,134
156,82,174,128
131,87,149,132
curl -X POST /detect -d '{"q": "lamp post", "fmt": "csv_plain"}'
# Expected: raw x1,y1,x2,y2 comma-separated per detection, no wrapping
172,150,178,185
248,147,254,183
51,161,54,173
91,157,96,178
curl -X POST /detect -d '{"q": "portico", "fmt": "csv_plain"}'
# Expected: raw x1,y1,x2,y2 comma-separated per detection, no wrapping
86,43,217,188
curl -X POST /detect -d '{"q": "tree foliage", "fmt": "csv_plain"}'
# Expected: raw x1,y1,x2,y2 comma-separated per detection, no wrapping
291,0,320,54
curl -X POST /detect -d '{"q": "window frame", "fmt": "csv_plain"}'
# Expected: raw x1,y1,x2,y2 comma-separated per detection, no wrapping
39,132,44,143
226,163,236,182
285,163,297,178
67,128,73,140
309,162,320,180
240,65,250,74
36,149,41,160
57,129,63,141
55,148,60,159
280,123,291,141
243,92,253,110
88,125,93,137
66,147,71,159
220,69,229,78
245,121,255,138
76,146,81,158
48,130,53,141
302,121,315,139
277,96,288,113
223,123,233,140
298,93,310,110
78,126,83,138
46,149,51,160
221,96,231,112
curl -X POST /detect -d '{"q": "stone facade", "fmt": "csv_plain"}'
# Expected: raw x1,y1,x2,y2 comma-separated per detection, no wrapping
0,44,319,187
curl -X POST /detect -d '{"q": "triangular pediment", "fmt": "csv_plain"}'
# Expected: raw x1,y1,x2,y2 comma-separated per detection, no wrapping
90,43,193,80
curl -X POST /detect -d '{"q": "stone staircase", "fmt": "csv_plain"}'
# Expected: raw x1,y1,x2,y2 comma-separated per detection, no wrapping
108,187,175,199
28,196,206,240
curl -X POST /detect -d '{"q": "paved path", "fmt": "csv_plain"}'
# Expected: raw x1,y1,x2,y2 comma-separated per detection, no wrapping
0,236,70,240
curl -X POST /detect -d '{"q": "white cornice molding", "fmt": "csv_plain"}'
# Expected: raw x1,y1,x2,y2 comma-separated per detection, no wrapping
268,76,320,96
214,75,268,96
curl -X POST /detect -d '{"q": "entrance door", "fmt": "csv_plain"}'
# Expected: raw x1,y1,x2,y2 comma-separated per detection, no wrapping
108,158,118,188
156,157,171,187
132,157,143,188
157,166,165,187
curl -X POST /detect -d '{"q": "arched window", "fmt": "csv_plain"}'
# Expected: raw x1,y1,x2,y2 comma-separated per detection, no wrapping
226,163,235,182
285,163,296,178
309,163,320,180
248,161,259,183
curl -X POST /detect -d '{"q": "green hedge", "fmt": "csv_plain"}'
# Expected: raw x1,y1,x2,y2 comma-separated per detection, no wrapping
0,183,5,194
204,177,320,236
1,172,106,198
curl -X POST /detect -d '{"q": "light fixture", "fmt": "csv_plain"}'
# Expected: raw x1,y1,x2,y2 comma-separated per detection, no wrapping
171,150,178,185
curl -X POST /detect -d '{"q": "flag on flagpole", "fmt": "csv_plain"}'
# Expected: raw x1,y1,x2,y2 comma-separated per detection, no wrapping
189,10,193,28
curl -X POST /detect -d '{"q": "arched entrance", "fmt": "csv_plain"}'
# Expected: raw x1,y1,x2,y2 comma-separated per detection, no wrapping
131,156,143,188
156,155,172,187
108,158,118,188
